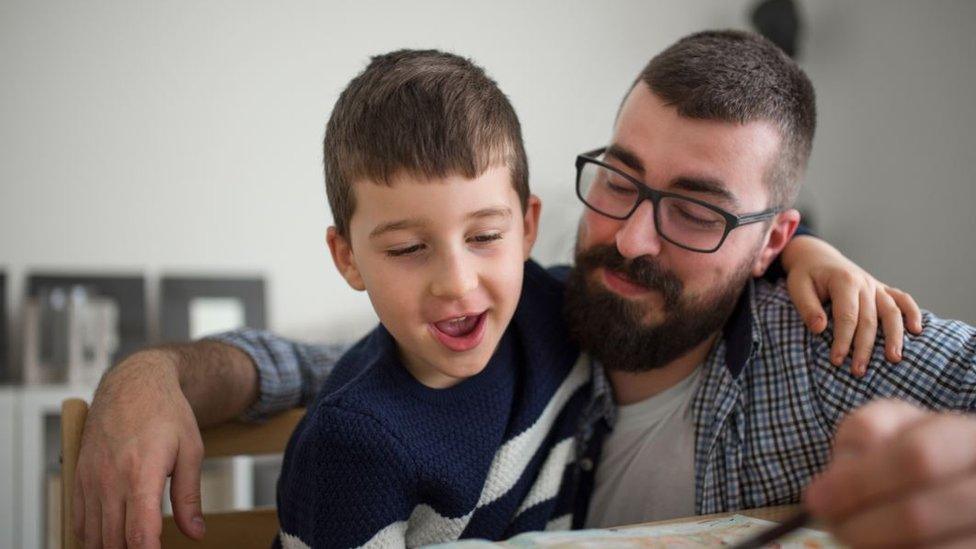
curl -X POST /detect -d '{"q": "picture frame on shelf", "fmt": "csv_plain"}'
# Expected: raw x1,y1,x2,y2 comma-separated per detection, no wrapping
160,276,266,342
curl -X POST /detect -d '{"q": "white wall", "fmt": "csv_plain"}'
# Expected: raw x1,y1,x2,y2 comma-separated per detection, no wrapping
2,0,974,372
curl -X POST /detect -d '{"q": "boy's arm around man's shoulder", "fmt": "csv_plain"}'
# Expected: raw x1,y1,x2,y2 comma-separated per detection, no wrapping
277,403,418,549
756,270,976,424
782,281,976,421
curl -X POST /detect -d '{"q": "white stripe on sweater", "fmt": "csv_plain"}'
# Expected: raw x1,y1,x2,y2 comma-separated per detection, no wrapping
545,514,572,532
361,520,408,548
514,436,575,516
279,530,311,549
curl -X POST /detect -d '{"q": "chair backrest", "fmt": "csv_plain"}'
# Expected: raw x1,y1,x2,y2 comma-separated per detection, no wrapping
61,398,306,549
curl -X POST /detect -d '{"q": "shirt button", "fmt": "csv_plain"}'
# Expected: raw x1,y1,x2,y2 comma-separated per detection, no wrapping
579,458,593,472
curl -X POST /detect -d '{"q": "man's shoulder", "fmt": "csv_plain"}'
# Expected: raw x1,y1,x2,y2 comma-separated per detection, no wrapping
751,278,799,312
749,278,813,335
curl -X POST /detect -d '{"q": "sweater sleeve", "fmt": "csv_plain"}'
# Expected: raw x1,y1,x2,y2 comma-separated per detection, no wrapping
276,405,418,549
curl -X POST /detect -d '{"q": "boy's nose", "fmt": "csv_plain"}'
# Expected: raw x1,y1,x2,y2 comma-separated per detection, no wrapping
615,200,663,259
430,254,478,299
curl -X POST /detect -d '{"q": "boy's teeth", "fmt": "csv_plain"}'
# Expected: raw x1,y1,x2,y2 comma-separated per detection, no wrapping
434,314,480,337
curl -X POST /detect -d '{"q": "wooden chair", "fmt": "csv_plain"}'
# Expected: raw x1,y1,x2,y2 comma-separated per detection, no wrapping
61,399,306,548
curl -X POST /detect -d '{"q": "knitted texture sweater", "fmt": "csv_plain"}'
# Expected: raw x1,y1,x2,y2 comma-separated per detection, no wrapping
275,260,589,548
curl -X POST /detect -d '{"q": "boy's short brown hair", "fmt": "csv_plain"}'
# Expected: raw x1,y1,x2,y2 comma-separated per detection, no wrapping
324,49,529,236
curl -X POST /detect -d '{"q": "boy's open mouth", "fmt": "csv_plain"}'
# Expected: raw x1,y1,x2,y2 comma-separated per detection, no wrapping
429,311,488,352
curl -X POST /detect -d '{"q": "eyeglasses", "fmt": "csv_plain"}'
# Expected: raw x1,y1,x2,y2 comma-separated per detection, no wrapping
575,147,782,253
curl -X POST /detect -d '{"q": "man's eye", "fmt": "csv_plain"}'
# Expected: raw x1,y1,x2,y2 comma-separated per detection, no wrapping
675,206,721,227
469,233,503,245
607,180,636,196
387,244,425,257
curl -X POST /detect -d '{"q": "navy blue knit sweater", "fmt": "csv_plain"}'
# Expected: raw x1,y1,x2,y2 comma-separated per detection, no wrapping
275,260,589,548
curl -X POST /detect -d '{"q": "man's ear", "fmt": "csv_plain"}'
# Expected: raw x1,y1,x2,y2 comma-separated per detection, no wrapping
752,208,801,277
326,227,366,291
521,194,542,261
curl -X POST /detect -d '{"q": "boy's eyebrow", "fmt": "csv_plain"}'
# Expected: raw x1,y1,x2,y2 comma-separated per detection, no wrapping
466,206,512,221
368,207,512,239
369,218,426,239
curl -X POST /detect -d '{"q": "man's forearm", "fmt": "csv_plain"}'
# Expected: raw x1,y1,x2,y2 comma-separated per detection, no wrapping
99,340,259,428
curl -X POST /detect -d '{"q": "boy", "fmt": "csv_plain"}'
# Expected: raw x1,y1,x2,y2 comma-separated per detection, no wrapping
275,49,588,548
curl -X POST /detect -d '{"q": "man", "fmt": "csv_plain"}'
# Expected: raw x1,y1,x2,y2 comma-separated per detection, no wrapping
76,31,975,548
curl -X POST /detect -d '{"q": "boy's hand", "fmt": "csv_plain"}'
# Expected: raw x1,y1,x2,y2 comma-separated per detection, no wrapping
805,400,976,548
73,351,206,548
781,235,922,376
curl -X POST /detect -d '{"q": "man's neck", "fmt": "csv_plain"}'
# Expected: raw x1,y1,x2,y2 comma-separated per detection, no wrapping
607,331,720,405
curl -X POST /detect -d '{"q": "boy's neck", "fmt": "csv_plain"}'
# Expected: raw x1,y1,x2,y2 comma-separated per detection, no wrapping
397,347,464,389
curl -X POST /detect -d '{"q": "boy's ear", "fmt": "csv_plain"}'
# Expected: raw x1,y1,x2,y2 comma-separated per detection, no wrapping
752,208,801,277
326,227,366,291
521,194,542,261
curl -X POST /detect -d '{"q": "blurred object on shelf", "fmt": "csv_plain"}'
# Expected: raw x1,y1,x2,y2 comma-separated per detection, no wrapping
27,274,146,373
23,285,119,385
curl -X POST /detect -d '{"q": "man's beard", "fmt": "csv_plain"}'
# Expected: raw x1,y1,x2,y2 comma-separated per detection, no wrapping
564,244,753,373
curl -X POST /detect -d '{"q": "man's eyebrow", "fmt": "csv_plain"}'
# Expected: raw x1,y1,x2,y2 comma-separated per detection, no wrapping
605,144,645,175
369,218,426,239
606,143,740,209
672,177,740,209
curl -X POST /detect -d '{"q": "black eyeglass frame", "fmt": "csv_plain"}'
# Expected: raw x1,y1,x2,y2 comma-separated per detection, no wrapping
575,147,783,253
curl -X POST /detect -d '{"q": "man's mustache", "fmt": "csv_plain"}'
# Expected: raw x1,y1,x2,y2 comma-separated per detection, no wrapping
574,245,683,309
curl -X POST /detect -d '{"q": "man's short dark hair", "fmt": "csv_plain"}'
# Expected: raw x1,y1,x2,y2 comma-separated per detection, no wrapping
636,30,816,207
323,49,529,236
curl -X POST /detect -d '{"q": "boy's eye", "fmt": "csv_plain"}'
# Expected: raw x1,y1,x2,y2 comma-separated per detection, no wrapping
469,233,503,245
386,244,426,257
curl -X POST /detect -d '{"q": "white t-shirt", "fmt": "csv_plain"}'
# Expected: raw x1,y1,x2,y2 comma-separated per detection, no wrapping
584,367,701,528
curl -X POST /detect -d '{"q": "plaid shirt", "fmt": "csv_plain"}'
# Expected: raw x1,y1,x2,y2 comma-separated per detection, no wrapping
211,278,976,518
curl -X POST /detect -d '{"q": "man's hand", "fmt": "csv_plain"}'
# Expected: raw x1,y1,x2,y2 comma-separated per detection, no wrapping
74,351,206,548
804,400,976,548
781,236,923,376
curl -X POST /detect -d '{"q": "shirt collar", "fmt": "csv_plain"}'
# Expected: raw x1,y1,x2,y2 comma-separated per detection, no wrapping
722,279,764,379
587,358,617,428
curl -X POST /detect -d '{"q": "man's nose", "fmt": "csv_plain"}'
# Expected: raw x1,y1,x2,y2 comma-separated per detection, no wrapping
429,251,479,299
615,200,663,259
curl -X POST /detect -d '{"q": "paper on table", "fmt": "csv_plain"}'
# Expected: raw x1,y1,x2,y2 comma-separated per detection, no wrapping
428,515,840,548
